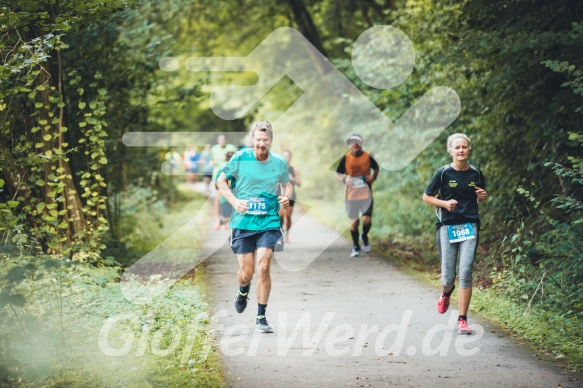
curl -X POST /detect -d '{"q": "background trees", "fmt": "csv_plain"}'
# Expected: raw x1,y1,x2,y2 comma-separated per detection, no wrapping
2,0,581,303
1,0,582,381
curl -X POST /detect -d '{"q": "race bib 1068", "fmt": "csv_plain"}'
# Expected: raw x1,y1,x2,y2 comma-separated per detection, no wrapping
447,223,475,243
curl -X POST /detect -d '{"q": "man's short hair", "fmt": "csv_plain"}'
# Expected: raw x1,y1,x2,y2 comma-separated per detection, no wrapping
251,121,273,140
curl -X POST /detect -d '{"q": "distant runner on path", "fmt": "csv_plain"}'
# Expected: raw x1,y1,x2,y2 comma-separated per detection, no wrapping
211,133,239,229
336,133,380,258
277,149,301,243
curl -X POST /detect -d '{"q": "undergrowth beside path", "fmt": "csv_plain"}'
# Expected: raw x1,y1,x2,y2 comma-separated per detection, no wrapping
0,192,225,386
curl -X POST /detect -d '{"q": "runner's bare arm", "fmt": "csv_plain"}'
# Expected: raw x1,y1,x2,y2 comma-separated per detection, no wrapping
368,165,380,184
422,192,458,212
217,172,248,212
278,181,293,208
293,168,301,187
475,187,488,204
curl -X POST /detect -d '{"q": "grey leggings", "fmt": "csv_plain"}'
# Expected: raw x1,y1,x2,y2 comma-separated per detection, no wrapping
436,224,479,289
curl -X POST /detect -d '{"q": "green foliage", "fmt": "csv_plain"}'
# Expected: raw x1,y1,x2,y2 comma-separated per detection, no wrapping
0,1,143,260
106,184,208,267
1,0,583,379
0,253,224,386
451,0,583,228
0,191,222,386
477,13,583,338
473,288,583,370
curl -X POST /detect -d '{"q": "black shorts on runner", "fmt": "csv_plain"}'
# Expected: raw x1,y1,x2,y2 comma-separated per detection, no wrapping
230,228,282,254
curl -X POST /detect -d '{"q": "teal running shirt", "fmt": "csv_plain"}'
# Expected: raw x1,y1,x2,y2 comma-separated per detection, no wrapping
222,148,290,230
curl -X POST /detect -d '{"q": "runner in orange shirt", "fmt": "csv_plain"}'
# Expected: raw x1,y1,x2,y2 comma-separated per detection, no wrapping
336,134,380,258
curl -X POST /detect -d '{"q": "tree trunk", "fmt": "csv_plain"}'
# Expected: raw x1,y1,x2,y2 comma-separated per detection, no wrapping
286,0,328,57
332,1,344,38
56,49,85,240
38,1,86,251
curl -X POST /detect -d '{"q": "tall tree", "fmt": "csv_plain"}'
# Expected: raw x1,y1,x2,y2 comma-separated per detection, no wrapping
0,0,134,256
285,0,328,56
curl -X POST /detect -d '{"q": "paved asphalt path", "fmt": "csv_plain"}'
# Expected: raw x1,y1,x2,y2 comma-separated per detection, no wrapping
201,209,581,387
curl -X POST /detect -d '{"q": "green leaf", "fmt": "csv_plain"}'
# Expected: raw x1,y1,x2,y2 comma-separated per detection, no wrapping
7,201,19,208
36,179,46,186
37,202,46,212
98,88,107,96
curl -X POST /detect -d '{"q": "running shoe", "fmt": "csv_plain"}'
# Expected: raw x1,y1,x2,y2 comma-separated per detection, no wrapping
362,242,371,253
256,315,273,333
362,236,371,253
458,318,472,335
214,223,221,230
350,246,360,258
437,285,454,314
234,291,248,313
220,224,228,230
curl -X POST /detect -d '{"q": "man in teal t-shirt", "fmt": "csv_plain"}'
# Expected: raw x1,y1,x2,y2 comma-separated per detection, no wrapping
216,121,292,334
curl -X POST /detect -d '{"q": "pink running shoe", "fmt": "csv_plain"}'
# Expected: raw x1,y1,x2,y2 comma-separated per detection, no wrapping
220,224,228,230
437,285,454,314
437,293,450,314
458,318,472,335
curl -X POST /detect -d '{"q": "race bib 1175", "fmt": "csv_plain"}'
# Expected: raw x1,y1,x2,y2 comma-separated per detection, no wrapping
247,197,269,215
